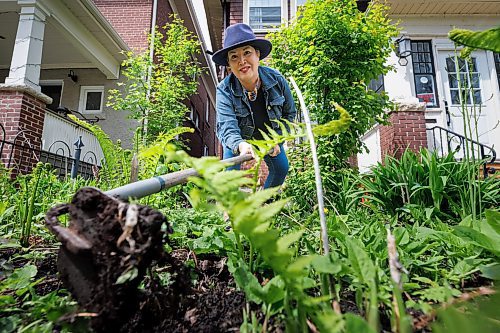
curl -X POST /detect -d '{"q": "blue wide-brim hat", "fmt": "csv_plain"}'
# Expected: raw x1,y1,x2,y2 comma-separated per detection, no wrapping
212,23,272,66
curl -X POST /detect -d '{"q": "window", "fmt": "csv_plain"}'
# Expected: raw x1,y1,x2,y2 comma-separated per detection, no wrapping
205,97,210,124
368,74,384,94
203,145,209,156
494,53,500,90
79,86,104,114
190,103,199,129
292,0,307,17
249,0,282,30
445,56,482,105
410,41,439,108
40,80,63,112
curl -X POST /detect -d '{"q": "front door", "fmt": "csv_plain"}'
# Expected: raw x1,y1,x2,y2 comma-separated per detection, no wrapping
437,50,496,157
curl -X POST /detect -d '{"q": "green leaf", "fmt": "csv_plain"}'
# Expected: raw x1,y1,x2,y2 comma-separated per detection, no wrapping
345,313,377,333
311,255,342,274
276,230,304,253
312,308,344,333
479,263,500,280
115,267,138,284
286,255,316,275
258,276,286,305
485,210,500,235
453,226,500,257
345,238,376,286
1,265,37,292
0,315,20,333
449,27,500,53
312,103,351,136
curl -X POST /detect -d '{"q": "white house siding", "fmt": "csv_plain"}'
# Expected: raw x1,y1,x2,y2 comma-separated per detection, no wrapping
382,15,499,159
357,126,381,173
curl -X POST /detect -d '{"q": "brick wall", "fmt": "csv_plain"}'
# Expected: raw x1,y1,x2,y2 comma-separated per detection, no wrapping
0,91,46,175
181,77,217,158
229,0,243,25
93,0,153,52
379,111,427,160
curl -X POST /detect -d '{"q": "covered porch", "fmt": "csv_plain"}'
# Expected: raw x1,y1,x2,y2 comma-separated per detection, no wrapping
0,0,130,174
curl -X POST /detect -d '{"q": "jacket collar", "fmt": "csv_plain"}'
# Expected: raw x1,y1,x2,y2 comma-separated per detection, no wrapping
229,66,278,97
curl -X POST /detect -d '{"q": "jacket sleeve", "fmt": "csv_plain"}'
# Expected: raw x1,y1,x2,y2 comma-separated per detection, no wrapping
216,85,244,153
280,75,297,124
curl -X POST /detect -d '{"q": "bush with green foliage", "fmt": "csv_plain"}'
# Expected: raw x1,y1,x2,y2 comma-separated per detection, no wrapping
107,15,203,143
268,0,398,169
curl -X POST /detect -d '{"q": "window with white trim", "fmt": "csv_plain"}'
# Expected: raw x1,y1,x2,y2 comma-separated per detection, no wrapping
190,103,200,129
246,0,285,31
205,96,210,124
79,86,104,114
494,53,500,90
291,0,307,18
445,56,482,105
410,41,439,108
203,145,209,156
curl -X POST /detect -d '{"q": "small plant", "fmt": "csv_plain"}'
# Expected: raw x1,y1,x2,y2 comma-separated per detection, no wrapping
107,15,203,143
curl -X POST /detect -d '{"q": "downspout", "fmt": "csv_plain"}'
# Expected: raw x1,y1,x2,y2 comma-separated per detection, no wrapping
220,0,228,80
144,0,158,143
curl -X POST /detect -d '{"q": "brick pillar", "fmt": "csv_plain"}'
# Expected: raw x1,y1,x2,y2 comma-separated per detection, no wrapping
379,101,427,160
0,86,51,175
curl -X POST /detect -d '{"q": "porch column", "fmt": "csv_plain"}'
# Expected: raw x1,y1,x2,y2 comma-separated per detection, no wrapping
4,0,49,91
0,0,51,176
379,99,428,160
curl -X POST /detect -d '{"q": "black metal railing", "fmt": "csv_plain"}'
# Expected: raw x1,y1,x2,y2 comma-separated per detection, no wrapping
1,123,98,179
426,125,497,178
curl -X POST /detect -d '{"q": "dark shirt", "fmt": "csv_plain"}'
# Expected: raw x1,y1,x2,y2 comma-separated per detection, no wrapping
249,87,271,140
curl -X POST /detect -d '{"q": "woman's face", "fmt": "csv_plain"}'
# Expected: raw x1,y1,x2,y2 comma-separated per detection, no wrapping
227,45,260,85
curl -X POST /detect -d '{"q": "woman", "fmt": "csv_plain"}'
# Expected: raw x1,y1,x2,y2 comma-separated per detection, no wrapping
212,23,296,188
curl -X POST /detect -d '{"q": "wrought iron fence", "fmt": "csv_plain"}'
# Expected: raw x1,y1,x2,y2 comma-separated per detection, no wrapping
1,123,99,179
426,125,497,178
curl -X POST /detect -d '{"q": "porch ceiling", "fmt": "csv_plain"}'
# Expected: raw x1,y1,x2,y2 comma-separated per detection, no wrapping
0,0,128,78
388,0,500,16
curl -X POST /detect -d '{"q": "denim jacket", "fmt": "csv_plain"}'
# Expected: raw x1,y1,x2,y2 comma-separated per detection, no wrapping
216,66,296,153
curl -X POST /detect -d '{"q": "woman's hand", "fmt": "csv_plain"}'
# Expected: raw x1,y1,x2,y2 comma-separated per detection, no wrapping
269,145,280,157
238,141,255,158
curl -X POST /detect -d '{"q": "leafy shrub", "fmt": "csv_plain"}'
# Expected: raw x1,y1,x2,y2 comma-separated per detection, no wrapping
358,149,500,221
269,0,398,168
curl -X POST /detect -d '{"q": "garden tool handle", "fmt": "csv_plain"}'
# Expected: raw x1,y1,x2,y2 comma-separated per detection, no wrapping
104,154,253,200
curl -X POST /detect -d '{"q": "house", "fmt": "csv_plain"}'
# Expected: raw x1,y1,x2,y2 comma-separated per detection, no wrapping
204,0,500,173
0,0,218,176
358,0,500,173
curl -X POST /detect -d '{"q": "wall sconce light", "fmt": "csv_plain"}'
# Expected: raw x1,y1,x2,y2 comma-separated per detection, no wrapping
395,35,412,66
68,70,78,82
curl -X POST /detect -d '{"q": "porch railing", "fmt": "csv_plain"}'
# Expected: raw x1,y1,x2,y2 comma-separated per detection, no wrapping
1,122,100,179
426,125,497,178
42,110,105,166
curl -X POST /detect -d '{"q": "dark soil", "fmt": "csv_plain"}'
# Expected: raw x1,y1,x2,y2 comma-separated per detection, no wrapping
42,187,246,332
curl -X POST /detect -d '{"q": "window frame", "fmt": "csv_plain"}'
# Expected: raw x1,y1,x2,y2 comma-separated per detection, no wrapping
410,40,440,109
189,103,200,130
205,96,210,125
244,0,288,32
40,79,64,112
78,86,105,114
494,53,500,91
290,0,307,19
